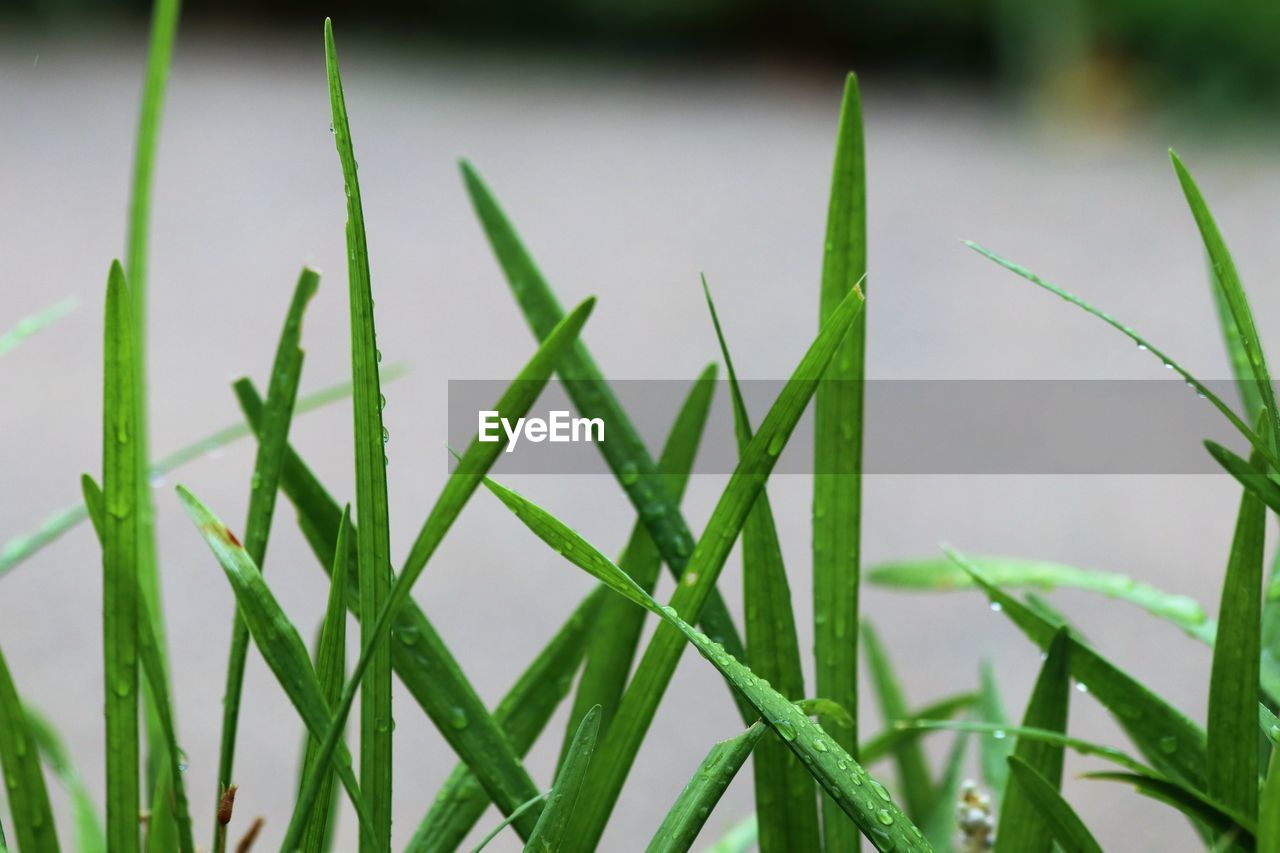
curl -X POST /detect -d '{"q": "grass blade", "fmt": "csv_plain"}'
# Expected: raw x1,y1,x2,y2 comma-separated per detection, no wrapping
557,282,867,849
102,260,141,853
645,723,767,853
978,660,1013,798
526,705,601,852
301,508,351,853
0,645,59,852
859,691,978,766
702,276,819,849
1207,443,1266,820
24,706,105,853
863,623,934,821
175,486,378,850
479,473,928,852
215,268,318,844
705,814,758,853
1006,756,1102,853
0,296,77,357
996,629,1072,853
470,793,549,853
561,364,716,761
814,73,868,853
1084,772,1254,841
409,590,601,852
1261,748,1280,853
868,555,1210,640
323,21,394,849
920,731,969,849
460,161,752,722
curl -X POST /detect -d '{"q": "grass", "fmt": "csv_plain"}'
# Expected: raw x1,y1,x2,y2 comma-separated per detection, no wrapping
2,5,1280,853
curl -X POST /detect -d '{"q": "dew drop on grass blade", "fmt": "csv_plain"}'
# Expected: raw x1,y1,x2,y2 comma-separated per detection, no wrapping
524,705,601,853
1006,756,1102,853
862,623,934,821
645,723,767,853
702,276,818,850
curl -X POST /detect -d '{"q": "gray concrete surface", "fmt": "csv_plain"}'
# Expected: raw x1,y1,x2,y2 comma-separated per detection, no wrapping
4,25,1280,851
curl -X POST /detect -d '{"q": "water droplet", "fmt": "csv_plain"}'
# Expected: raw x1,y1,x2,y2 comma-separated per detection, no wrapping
1075,681,1089,694
148,471,166,488
375,349,383,364
619,462,640,486
775,720,797,742
989,601,1003,612
869,779,892,801
448,707,469,730
379,393,386,411
251,472,262,490
1158,735,1177,754
993,729,1007,740
766,433,786,456
1164,362,1174,370
813,739,829,753
382,427,390,445
1136,343,1148,351
876,809,894,826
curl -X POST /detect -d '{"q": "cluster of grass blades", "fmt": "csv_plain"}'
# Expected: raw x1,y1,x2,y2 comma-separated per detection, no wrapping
2,2,1278,852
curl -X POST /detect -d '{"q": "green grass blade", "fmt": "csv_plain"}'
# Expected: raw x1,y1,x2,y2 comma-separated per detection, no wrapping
705,814,758,853
0,646,59,852
951,551,1208,791
645,723,767,853
1207,444,1266,820
1261,748,1280,853
978,660,1013,797
323,21,394,849
410,590,601,852
526,705,601,852
702,276,818,849
301,507,351,853
920,732,969,849
0,296,77,357
966,241,1278,471
1006,756,1102,853
814,73,868,853
460,161,752,722
858,691,978,766
175,486,378,850
1084,772,1254,841
556,281,867,850
868,555,1209,640
102,260,141,853
284,296,595,846
996,629,1072,853
480,473,929,852
215,268,318,843
471,793,549,853
24,705,105,853
862,623,933,821
561,363,716,763
1207,262,1263,426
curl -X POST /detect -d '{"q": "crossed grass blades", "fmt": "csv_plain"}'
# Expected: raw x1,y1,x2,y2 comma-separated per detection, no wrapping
0,5,1277,853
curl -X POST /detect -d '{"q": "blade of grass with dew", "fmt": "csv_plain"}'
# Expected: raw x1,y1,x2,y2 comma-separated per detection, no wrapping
175,486,379,849
702,275,818,850
1207,442,1265,821
966,242,1278,472
859,691,978,766
0,296,77,357
951,551,1209,791
559,282,867,850
470,793,549,853
460,161,753,723
560,363,716,764
282,297,596,846
102,260,140,853
995,629,1072,853
526,705,601,852
868,556,1210,641
479,473,929,852
645,722,767,853
1006,756,1102,853
84,475,195,853
1261,748,1280,853
814,74,868,853
0,645,58,852
920,731,969,849
300,507,351,853
0,368,402,581
24,705,105,853
410,589,602,852
863,623,933,820
324,21,394,848
215,268,318,844
978,659,1013,798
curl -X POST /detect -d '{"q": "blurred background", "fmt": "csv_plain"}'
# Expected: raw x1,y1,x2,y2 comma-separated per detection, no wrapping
3,0,1280,850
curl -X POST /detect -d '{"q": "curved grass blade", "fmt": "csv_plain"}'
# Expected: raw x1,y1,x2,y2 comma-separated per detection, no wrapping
561,363,717,766
814,74,868,853
460,160,752,723
1084,772,1255,842
996,629,1072,853
102,261,141,853
24,705,105,853
863,623,933,820
324,21,394,849
215,268,318,845
966,241,1278,472
559,282,867,850
646,722,767,853
471,793,548,853
705,814,758,853
410,589,601,852
480,473,928,852
175,486,378,851
978,660,1013,797
868,555,1209,639
858,691,978,766
0,645,58,852
1207,262,1263,427
1261,748,1280,853
0,296,77,357
526,705,601,852
1006,756,1102,853
702,276,818,850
